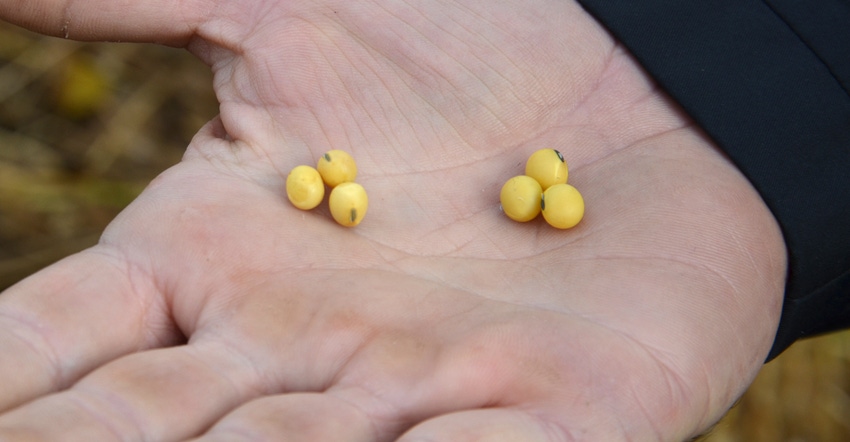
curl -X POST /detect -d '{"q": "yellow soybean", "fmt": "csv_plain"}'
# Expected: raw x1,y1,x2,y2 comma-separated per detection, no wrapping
541,184,584,229
500,175,542,222
525,148,568,190
329,182,368,227
317,149,358,187
286,165,325,210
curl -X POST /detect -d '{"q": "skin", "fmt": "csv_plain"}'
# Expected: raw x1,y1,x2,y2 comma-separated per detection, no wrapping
0,0,787,440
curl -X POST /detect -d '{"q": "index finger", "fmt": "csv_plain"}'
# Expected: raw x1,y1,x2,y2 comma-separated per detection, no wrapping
0,0,210,44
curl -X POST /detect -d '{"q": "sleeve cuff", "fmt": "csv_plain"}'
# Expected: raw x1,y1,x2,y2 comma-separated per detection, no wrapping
575,0,850,360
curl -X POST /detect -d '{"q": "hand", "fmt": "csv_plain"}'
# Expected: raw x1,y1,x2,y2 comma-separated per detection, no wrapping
0,1,787,440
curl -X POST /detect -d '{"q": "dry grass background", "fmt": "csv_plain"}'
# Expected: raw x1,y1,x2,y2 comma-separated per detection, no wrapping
1,21,849,441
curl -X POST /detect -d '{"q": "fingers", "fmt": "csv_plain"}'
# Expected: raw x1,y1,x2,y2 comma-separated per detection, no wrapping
0,342,260,440
0,0,209,44
197,399,564,442
0,248,175,412
398,408,567,442
191,393,377,442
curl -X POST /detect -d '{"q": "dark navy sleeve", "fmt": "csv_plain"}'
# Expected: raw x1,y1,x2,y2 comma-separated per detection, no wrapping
574,0,850,360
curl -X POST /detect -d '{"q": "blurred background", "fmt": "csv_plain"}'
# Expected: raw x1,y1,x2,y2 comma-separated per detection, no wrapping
1,21,848,441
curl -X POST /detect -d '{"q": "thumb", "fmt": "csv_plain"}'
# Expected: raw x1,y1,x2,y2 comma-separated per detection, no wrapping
0,0,209,45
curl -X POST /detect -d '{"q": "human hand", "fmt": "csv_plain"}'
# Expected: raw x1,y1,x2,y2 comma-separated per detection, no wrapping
0,1,787,440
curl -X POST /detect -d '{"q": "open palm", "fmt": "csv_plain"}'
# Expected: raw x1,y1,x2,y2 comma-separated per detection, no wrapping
0,0,787,440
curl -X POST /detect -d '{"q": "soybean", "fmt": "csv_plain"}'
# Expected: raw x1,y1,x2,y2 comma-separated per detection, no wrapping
541,183,584,229
525,148,567,190
329,182,368,227
500,175,543,222
286,165,325,210
318,149,358,187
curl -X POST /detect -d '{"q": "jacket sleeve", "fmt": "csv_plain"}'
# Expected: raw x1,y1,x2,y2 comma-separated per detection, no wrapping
574,0,850,360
